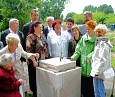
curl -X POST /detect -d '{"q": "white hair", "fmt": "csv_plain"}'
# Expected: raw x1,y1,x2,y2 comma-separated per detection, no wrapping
0,54,12,67
95,24,108,33
9,18,19,26
46,16,54,21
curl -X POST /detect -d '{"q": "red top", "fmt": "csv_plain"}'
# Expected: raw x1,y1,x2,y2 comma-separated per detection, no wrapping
0,67,22,97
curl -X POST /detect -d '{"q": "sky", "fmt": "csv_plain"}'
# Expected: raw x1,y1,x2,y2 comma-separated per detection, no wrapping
62,0,115,17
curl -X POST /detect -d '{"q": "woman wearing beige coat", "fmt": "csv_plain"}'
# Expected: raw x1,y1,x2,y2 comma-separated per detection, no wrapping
0,33,39,80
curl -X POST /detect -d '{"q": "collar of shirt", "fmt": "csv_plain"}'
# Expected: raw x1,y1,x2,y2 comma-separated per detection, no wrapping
9,28,18,34
48,26,53,32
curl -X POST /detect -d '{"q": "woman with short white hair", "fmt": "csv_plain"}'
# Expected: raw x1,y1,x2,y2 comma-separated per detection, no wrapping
0,33,39,81
0,53,22,97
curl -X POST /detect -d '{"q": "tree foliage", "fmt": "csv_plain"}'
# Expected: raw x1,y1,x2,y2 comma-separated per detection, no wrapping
93,12,106,24
65,4,115,26
40,0,70,22
97,4,114,14
0,0,69,32
83,5,97,13
64,12,76,21
0,0,42,32
72,14,84,24
105,13,115,25
83,4,114,14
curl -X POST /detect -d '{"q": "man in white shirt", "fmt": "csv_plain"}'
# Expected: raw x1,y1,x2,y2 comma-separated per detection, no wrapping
43,16,54,39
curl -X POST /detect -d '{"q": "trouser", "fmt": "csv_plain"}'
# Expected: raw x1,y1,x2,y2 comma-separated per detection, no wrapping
28,63,37,97
81,76,95,97
93,77,106,97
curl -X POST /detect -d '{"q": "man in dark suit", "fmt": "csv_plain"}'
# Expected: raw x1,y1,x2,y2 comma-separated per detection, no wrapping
22,8,39,51
43,16,54,39
0,18,24,47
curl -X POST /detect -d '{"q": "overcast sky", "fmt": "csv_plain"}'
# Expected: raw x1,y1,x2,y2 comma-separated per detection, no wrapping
62,0,115,17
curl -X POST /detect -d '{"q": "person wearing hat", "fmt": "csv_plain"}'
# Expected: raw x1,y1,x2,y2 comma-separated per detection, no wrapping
0,53,22,97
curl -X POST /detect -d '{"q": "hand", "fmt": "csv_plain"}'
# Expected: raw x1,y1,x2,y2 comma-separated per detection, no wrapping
70,57,74,61
18,79,23,84
32,53,40,59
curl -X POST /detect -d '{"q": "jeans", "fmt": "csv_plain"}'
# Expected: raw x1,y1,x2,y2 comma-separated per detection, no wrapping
93,77,106,97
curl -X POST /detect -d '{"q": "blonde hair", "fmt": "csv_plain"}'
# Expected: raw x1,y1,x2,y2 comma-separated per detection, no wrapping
95,24,108,33
6,33,20,45
0,53,12,67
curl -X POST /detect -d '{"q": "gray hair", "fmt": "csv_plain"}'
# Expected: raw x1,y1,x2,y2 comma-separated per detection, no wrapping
46,16,54,21
84,11,92,17
9,18,19,26
0,54,12,67
31,8,39,15
6,33,20,45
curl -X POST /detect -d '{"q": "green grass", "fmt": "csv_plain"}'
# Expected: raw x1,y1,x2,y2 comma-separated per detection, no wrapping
112,55,115,68
106,31,115,68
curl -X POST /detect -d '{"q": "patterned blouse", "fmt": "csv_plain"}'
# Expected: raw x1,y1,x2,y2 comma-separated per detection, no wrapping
26,33,48,60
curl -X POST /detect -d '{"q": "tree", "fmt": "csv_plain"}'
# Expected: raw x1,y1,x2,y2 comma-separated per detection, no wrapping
83,5,97,13
97,4,114,14
64,12,76,21
105,13,115,25
73,14,84,24
93,12,106,24
40,0,70,22
0,0,42,32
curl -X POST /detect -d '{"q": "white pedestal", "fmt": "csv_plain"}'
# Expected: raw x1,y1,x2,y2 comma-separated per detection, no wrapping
36,67,81,97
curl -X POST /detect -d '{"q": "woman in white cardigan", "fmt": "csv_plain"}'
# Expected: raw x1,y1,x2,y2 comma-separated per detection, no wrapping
0,33,39,80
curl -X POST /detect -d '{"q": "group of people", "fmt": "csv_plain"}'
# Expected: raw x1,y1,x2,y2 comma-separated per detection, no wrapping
0,8,113,97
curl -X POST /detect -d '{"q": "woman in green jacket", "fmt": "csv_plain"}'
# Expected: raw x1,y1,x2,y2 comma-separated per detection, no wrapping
71,20,97,97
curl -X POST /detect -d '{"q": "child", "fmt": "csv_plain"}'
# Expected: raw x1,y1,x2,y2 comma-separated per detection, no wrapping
68,25,81,66
0,53,23,97
91,24,113,97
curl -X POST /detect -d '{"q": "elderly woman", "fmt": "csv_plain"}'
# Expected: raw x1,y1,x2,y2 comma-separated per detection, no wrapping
26,21,48,97
91,24,113,97
71,20,97,97
0,33,39,82
47,19,69,58
0,54,22,97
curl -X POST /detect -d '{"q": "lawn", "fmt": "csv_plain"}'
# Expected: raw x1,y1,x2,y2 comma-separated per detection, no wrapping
106,30,115,68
